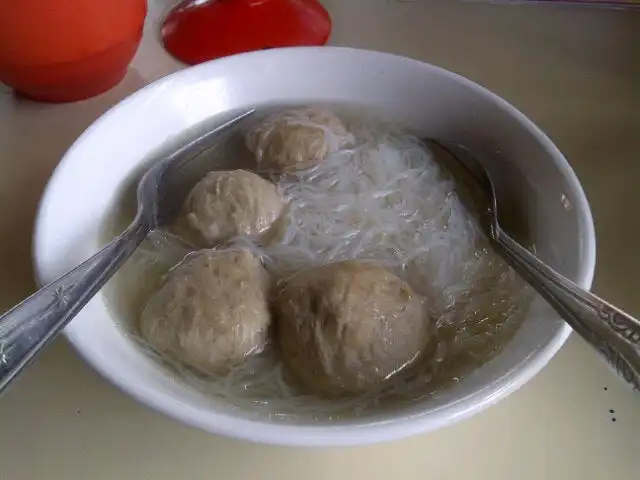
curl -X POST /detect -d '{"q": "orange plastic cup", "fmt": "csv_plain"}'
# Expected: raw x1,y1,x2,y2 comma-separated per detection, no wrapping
0,0,147,102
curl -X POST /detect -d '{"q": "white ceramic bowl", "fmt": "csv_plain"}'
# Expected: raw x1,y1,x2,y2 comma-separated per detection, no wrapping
33,47,595,447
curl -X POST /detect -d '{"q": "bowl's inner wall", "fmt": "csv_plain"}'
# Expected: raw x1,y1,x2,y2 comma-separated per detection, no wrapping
35,49,591,432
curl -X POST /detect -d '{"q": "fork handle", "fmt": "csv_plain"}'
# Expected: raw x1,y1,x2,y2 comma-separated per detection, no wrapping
494,227,640,390
0,219,149,395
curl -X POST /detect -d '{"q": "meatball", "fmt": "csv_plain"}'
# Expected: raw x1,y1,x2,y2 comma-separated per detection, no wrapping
245,107,354,172
139,249,271,375
274,261,430,395
180,169,284,246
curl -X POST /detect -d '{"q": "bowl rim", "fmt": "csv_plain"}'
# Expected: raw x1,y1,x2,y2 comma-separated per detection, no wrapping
33,46,596,447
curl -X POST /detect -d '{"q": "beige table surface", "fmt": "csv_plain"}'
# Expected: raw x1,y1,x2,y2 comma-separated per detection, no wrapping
0,1,638,478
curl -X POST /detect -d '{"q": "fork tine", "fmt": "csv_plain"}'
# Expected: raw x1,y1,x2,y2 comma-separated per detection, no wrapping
169,109,256,170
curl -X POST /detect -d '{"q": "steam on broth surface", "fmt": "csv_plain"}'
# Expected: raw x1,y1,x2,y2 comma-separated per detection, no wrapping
102,105,532,421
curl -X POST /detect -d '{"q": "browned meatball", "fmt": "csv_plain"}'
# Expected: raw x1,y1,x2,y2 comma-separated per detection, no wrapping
139,250,271,375
245,107,354,172
274,261,430,395
180,169,284,246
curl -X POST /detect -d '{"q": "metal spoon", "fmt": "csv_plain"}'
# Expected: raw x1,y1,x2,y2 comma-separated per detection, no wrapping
0,109,256,394
426,140,640,391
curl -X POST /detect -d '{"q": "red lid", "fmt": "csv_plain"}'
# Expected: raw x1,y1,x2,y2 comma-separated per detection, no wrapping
161,0,332,65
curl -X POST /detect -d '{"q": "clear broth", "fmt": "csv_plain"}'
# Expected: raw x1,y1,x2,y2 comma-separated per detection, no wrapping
101,104,532,421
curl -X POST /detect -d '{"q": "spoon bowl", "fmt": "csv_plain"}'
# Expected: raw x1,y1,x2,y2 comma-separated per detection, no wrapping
427,139,640,391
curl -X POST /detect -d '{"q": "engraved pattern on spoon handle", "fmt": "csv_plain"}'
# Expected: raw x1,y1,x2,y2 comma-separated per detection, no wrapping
0,219,149,394
494,227,640,390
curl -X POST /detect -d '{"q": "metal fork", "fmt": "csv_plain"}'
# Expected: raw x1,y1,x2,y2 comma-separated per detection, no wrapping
425,139,640,391
0,109,256,395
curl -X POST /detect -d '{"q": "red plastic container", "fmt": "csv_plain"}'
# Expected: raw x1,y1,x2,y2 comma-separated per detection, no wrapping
162,0,332,65
0,0,147,102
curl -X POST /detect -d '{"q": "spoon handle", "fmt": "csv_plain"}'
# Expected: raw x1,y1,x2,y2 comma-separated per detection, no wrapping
0,220,149,394
494,227,640,390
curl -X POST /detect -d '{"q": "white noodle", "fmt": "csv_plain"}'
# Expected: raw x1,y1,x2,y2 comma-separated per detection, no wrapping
106,108,532,421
